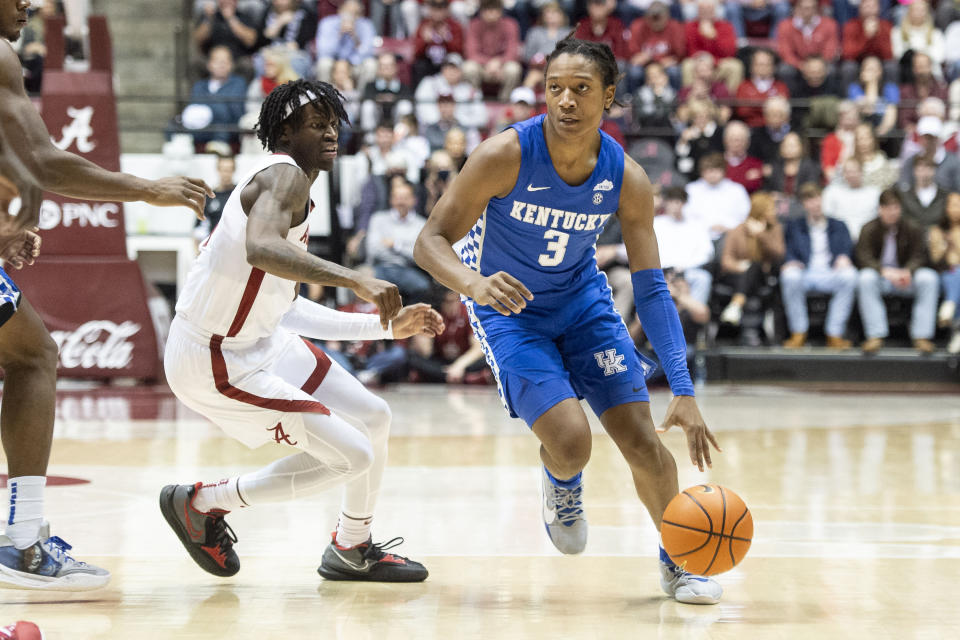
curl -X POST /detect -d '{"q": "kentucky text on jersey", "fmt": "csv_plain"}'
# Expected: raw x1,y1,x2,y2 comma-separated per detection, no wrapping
507,200,611,232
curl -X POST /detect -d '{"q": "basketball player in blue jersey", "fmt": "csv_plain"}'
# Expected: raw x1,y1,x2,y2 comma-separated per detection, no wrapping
415,36,724,604
0,0,215,590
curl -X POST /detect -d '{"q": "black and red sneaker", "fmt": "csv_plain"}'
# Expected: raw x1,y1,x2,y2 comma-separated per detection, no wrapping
159,483,240,577
318,534,428,582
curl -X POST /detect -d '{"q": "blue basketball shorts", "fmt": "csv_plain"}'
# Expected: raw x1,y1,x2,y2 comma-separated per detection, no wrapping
466,293,656,427
0,267,22,329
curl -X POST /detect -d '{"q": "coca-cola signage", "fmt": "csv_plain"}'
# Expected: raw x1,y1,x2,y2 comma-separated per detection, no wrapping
50,321,140,370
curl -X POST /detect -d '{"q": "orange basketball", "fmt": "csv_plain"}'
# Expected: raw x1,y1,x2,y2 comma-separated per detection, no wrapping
661,484,753,576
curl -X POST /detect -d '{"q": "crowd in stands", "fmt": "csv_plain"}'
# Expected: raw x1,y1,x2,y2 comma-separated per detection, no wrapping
178,0,960,369
17,0,960,384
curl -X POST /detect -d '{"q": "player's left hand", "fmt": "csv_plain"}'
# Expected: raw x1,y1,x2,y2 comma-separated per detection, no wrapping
657,395,722,472
0,221,41,270
146,177,216,220
390,303,445,339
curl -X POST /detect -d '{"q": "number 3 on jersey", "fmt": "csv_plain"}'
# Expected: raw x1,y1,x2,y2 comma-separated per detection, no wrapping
538,229,569,267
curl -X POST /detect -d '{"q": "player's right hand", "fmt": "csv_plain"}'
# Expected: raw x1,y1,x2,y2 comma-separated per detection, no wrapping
354,276,402,329
468,271,533,316
147,177,216,220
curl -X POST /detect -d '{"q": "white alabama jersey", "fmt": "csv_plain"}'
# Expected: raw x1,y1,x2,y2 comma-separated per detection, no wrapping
175,154,311,343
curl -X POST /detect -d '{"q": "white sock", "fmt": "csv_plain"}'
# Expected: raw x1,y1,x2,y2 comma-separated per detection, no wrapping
192,477,249,513
335,512,373,548
5,476,46,549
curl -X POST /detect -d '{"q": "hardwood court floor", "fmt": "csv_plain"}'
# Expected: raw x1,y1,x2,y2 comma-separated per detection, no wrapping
1,383,959,639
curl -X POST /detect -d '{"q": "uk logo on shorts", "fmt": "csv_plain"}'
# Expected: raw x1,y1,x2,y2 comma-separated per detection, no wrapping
594,349,627,376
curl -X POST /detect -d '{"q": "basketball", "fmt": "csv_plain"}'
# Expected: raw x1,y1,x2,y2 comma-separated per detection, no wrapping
661,484,753,576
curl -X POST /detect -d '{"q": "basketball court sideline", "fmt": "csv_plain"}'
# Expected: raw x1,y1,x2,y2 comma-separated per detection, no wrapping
1,383,958,639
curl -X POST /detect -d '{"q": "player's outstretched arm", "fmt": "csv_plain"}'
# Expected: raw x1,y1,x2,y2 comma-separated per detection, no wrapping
414,130,534,316
244,164,401,328
0,43,214,227
279,297,445,341
618,157,720,470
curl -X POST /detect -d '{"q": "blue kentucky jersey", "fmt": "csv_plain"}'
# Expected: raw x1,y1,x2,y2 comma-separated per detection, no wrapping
460,114,624,309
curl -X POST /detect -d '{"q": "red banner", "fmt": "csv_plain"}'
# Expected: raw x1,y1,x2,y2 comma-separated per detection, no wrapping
11,15,160,379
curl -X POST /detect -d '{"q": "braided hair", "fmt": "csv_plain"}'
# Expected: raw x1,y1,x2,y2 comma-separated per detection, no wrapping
545,33,624,109
254,79,350,153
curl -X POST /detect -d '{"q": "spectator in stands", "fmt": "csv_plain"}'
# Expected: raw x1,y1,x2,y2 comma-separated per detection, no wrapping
854,122,899,189
676,99,724,181
415,53,489,131
899,115,960,193
361,52,414,132
684,0,742,93
840,0,895,87
725,0,791,41
254,0,317,79
521,2,568,91
493,86,538,131
315,0,377,91
423,93,482,152
413,0,464,86
393,114,431,183
892,0,944,80
181,45,247,148
749,96,792,170
724,120,764,194
780,182,857,349
899,154,948,228
241,46,300,131
898,52,948,129
735,49,790,128
901,96,952,159
848,56,899,136
369,0,420,40
633,62,677,130
194,154,236,244
823,157,880,241
463,0,522,102
366,179,432,302
820,100,861,183
718,192,785,344
765,131,822,198
938,0,960,31
365,121,402,177
653,186,715,305
945,18,960,81
348,152,410,263
790,55,843,130
856,188,939,354
12,0,57,93
929,192,960,353
417,149,457,217
626,1,685,92
407,290,486,383
685,152,751,240
676,52,733,124
193,0,258,63
444,126,468,171
330,59,361,135
659,267,712,344
776,0,840,87
574,0,628,88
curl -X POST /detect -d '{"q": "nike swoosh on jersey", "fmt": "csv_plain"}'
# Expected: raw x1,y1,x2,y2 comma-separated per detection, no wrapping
527,184,551,191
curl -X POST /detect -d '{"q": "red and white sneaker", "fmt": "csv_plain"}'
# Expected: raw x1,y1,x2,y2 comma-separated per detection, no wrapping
0,621,44,640
318,533,427,582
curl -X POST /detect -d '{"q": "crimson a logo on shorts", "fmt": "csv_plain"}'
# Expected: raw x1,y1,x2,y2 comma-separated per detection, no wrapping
267,422,298,446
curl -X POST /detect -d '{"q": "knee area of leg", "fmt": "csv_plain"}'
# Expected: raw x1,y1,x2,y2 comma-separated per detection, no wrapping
363,396,392,436
3,333,59,371
624,431,666,465
915,269,938,289
858,269,879,285
552,432,592,470
344,438,375,475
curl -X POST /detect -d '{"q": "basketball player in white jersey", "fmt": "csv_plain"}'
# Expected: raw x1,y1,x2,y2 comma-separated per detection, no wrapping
1,0,214,591
159,79,441,582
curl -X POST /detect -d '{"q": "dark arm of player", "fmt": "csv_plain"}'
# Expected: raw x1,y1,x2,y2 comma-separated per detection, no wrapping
0,44,212,226
619,158,719,469
244,165,401,326
413,131,533,315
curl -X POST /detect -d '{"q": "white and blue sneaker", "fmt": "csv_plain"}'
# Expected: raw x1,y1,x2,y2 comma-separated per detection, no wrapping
659,547,722,604
0,523,109,591
541,467,587,554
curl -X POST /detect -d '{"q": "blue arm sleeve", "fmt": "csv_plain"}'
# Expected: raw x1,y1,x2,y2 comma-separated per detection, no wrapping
632,268,695,397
